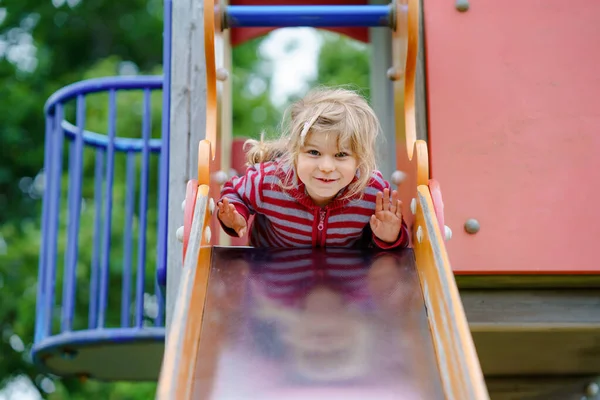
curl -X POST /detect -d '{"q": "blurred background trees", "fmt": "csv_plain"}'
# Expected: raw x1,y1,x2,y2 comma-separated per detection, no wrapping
0,0,370,398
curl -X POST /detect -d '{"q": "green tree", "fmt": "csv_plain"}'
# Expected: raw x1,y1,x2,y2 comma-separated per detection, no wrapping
0,0,163,227
308,30,371,99
231,36,281,140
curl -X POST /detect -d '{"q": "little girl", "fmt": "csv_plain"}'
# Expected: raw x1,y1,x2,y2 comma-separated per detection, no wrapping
216,87,409,249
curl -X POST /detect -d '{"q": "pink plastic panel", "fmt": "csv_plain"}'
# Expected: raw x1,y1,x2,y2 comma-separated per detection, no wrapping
424,0,600,274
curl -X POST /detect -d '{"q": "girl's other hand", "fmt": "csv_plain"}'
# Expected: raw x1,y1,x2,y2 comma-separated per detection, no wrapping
370,188,403,243
217,198,248,237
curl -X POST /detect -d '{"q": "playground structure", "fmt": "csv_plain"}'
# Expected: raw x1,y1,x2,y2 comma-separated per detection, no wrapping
31,0,600,399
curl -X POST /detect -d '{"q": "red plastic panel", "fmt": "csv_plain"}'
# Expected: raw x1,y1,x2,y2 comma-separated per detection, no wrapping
424,0,600,274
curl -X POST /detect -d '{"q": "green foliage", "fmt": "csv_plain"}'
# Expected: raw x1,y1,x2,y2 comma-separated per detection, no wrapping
310,31,371,100
231,37,281,139
0,56,162,399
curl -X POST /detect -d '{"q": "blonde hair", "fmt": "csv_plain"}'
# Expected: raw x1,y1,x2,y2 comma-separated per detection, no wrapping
244,87,381,199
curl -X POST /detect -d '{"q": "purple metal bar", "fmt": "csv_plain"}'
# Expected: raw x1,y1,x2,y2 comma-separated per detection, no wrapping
44,76,162,115
100,90,117,328
155,152,165,327
60,121,162,153
135,90,152,328
96,89,117,327
61,95,85,332
121,152,136,327
44,104,64,336
89,149,105,329
157,0,172,288
35,114,54,343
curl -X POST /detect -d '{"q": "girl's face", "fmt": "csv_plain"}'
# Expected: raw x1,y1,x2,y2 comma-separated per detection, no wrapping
296,132,358,206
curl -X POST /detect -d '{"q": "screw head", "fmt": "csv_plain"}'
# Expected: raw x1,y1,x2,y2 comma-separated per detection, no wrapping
216,67,229,81
391,170,407,185
455,0,469,12
464,218,480,234
176,226,185,242
586,382,599,397
444,225,452,240
416,226,423,243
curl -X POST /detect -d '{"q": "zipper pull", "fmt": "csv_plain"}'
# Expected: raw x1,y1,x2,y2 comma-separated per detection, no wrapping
317,210,325,231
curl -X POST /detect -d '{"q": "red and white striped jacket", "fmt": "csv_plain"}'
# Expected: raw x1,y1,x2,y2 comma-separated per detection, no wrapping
218,161,409,249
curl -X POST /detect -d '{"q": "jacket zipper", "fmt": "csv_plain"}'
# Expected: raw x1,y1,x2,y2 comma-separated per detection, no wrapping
317,209,326,247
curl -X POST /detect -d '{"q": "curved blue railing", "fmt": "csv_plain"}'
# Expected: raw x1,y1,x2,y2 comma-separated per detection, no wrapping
33,76,168,380
44,76,163,114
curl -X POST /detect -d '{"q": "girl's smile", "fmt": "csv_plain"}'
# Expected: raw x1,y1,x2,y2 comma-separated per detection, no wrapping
297,133,358,207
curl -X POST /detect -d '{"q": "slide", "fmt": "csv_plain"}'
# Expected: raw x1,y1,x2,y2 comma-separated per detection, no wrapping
154,154,489,399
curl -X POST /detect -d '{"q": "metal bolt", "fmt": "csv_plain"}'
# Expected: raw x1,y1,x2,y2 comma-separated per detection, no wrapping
214,170,228,185
444,225,452,240
209,198,215,215
416,226,423,243
386,67,403,81
176,226,184,242
204,226,212,243
216,67,229,81
181,199,186,212
455,0,469,12
464,218,480,234
391,170,407,185
410,198,417,215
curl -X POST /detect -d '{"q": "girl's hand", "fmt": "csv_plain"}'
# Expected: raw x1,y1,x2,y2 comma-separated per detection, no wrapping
370,188,403,243
217,198,248,237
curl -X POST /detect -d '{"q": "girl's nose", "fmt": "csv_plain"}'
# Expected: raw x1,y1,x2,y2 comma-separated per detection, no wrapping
319,157,335,172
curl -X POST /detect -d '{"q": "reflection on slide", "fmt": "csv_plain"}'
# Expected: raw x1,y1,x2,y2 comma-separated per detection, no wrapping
192,247,445,399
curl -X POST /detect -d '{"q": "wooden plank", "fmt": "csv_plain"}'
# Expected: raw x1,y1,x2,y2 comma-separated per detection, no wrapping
456,275,600,289
473,329,600,376
166,0,208,333
485,376,600,400
458,289,600,376
414,185,489,399
461,290,600,324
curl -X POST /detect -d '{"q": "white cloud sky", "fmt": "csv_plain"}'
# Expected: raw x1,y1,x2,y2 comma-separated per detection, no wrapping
259,28,322,106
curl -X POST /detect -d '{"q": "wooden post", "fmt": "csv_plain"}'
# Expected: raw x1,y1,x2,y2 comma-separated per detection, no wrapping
215,11,232,247
165,0,207,335
369,0,396,182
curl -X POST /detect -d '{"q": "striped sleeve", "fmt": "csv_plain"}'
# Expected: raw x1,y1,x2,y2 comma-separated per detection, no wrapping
218,163,264,236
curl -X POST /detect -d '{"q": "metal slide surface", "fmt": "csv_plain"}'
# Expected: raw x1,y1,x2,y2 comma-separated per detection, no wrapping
189,246,445,399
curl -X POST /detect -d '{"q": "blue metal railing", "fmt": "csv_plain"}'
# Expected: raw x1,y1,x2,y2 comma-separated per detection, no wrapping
223,4,395,28
34,76,167,360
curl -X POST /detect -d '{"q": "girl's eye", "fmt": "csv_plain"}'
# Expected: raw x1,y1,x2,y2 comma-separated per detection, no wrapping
307,150,320,156
336,152,349,158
